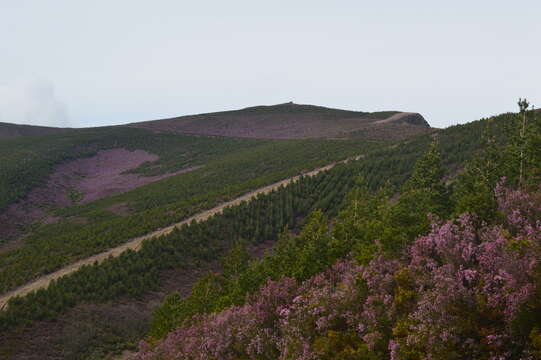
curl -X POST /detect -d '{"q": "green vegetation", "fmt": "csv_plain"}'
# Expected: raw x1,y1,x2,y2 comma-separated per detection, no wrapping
67,187,84,204
1,105,538,359
141,104,541,359
147,141,452,339
0,129,382,293
0,126,264,213
0,108,516,331
0,165,356,330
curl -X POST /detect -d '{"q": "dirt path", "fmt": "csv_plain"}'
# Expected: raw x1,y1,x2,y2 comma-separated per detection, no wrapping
374,112,417,124
0,157,362,309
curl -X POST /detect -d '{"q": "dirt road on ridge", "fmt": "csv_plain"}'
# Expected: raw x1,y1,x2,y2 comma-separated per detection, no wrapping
0,156,363,309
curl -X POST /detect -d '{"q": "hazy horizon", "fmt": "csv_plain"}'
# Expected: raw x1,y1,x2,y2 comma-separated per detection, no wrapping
1,1,540,129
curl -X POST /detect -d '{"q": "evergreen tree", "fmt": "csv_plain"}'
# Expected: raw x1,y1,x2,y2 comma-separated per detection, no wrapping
386,141,449,250
221,240,250,279
403,141,445,193
333,177,390,263
523,104,541,186
504,98,540,187
452,118,503,222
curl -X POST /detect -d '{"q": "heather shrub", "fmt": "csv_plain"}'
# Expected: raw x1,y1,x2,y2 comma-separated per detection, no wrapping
139,111,541,359
136,277,299,360
135,184,541,359
277,260,366,359
390,184,541,359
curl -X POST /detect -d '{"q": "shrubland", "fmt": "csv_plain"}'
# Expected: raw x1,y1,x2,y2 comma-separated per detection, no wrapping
0,104,538,359
135,102,541,359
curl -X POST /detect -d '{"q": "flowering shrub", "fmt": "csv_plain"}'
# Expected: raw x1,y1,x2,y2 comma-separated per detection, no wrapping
135,185,541,360
136,277,298,360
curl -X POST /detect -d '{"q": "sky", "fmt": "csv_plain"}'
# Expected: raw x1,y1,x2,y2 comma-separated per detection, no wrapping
0,1,540,129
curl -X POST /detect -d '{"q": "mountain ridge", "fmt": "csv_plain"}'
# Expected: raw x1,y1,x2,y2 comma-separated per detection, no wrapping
0,121,69,139
0,102,430,140
128,102,430,139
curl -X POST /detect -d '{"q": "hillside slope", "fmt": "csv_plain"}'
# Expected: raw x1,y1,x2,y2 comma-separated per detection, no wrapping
0,103,428,247
0,108,510,359
128,102,431,140
0,122,69,139
0,102,437,359
134,107,541,360
0,159,345,309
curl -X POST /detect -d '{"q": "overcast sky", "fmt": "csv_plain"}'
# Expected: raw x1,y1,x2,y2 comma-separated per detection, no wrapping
1,1,540,129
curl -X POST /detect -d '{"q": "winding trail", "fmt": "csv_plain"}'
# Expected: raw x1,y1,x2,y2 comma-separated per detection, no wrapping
0,155,363,309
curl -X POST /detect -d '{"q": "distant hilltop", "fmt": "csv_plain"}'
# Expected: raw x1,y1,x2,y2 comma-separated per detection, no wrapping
128,102,431,140
0,121,70,139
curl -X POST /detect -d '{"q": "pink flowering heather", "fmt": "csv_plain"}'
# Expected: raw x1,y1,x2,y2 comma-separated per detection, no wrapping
135,277,298,360
135,185,541,360
134,262,368,360
392,185,541,359
277,260,365,359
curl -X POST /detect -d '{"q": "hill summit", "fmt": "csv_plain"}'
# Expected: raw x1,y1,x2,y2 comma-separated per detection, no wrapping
129,102,430,140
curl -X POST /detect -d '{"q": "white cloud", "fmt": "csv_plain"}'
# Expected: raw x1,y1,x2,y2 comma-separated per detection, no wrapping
0,77,69,127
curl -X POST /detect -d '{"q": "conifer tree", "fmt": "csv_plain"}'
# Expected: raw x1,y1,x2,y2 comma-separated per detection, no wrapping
388,141,449,249
452,118,502,222
333,177,391,263
523,104,541,186
221,240,250,279
404,141,445,193
504,98,540,187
